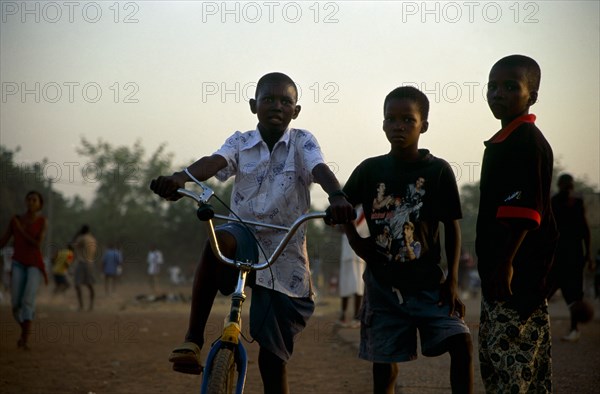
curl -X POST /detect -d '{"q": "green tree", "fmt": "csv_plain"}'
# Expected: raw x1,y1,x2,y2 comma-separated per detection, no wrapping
76,138,176,276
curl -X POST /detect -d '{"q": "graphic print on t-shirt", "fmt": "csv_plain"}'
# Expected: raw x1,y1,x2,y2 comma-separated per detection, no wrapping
371,177,426,263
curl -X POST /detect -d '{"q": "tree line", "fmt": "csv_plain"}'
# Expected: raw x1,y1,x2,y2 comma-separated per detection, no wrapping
1,141,598,285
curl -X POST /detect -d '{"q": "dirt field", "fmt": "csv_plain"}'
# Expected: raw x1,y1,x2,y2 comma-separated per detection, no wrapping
0,282,598,393
0,283,373,394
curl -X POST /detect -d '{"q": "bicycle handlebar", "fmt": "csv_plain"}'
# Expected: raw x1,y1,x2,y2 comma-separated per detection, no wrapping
176,181,328,271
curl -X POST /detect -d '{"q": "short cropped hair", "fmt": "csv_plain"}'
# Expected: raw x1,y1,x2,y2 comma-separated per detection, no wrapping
255,72,298,101
557,173,574,184
384,86,430,121
26,190,44,208
493,55,541,92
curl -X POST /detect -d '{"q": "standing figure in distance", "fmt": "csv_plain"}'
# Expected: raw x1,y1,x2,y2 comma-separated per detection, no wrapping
0,191,48,349
147,245,164,293
102,242,123,296
547,173,594,342
73,225,98,311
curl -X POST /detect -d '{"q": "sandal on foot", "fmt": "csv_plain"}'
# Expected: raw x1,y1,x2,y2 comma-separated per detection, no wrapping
169,342,203,375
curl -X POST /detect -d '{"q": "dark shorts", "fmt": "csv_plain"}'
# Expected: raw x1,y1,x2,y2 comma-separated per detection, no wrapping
218,223,314,362
359,289,470,363
250,285,315,362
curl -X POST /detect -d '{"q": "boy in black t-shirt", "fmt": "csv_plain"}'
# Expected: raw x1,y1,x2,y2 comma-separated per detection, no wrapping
476,55,558,393
343,86,473,393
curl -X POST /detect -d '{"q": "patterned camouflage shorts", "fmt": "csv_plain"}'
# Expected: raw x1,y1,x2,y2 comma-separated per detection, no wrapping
478,298,552,393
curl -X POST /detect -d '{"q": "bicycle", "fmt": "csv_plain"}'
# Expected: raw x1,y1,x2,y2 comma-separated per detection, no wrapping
174,176,332,394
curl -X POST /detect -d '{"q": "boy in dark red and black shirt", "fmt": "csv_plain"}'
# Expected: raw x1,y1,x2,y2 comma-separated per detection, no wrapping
476,54,558,393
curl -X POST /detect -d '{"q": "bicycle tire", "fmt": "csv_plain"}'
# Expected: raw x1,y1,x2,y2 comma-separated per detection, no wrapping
205,347,236,394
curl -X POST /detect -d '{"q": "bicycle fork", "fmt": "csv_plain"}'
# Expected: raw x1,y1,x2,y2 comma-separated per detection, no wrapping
200,269,251,394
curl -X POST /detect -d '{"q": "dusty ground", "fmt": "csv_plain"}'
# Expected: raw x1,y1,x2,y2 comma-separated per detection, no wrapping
0,283,372,394
0,282,598,393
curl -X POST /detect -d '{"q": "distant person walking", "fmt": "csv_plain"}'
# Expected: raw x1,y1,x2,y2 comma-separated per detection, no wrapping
73,225,97,311
102,243,123,296
547,173,594,342
0,191,48,349
147,246,164,293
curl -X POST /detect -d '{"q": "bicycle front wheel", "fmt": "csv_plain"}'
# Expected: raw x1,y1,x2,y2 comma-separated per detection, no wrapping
205,347,237,394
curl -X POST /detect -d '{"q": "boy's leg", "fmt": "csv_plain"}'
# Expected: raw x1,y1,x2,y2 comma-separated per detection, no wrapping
562,259,585,332
10,261,26,323
372,362,397,394
258,347,289,394
169,229,238,374
250,286,314,391
445,333,474,394
19,266,43,349
75,286,84,310
340,296,349,322
409,289,472,393
88,284,95,311
184,230,237,347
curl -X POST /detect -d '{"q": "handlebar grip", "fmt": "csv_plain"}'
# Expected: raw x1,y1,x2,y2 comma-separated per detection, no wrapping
196,204,215,221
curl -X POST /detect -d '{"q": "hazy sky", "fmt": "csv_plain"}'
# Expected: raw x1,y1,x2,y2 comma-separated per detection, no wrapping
1,1,599,208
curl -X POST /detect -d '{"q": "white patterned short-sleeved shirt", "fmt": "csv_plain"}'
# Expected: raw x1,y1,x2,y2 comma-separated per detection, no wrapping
213,128,325,298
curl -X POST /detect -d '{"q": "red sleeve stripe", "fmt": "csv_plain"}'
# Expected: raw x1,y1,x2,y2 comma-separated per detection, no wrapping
496,206,541,225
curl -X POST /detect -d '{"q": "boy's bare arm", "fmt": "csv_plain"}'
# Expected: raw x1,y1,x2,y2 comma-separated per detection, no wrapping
487,222,528,301
441,219,465,317
311,163,354,224
150,154,227,200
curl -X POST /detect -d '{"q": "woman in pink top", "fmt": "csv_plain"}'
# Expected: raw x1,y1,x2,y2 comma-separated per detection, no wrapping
0,191,48,350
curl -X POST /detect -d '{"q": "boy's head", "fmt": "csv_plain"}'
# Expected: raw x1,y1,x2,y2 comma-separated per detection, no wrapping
25,190,43,211
384,86,429,121
557,173,574,193
255,72,298,101
250,72,301,134
382,86,429,152
487,55,541,122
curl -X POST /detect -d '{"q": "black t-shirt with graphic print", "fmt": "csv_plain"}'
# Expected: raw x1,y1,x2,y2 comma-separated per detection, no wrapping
343,150,462,293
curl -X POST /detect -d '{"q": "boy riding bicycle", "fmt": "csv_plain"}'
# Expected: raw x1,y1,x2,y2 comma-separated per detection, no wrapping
150,72,353,393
